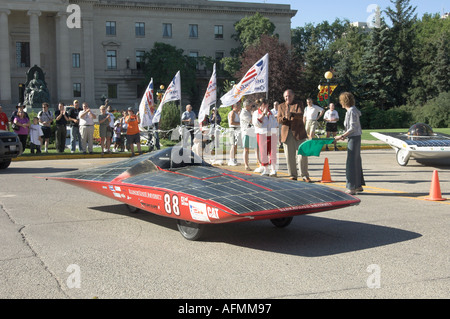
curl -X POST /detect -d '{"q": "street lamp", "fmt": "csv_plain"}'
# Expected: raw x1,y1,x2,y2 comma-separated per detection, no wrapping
156,85,165,103
325,71,333,107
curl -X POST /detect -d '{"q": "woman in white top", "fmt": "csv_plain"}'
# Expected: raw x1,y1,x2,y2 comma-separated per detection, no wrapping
252,98,278,176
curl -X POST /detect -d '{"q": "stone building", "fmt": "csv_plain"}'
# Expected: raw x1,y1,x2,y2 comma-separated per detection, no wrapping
0,0,296,112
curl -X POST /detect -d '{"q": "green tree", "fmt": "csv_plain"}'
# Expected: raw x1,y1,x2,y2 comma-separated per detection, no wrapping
408,13,450,104
142,42,198,104
359,19,397,110
385,0,418,105
292,19,352,101
225,13,277,77
237,34,302,103
159,102,181,131
432,31,450,94
333,25,368,100
232,12,277,52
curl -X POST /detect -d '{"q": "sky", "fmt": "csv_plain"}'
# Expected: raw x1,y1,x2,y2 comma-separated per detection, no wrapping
219,0,448,28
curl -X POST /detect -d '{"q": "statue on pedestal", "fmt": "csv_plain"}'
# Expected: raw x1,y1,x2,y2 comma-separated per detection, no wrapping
24,65,50,108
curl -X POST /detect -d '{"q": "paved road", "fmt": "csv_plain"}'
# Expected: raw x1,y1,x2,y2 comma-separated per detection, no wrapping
0,149,448,300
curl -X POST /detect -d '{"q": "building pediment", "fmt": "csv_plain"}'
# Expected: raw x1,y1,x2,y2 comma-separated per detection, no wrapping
102,41,121,47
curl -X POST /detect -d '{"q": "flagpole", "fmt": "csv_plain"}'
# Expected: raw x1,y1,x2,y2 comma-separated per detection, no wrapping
266,54,269,100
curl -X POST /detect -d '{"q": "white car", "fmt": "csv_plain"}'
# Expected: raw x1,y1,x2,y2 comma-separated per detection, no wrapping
371,123,450,166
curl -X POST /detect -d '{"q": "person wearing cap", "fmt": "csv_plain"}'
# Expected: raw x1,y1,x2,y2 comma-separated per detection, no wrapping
125,107,141,156
10,103,29,123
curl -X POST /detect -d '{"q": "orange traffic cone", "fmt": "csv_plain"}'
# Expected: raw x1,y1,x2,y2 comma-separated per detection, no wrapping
424,170,446,201
320,158,334,183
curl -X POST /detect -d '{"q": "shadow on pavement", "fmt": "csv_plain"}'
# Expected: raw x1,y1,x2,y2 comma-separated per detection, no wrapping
90,204,422,257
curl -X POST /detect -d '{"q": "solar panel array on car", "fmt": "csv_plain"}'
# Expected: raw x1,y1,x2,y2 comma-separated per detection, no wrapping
382,133,450,147
49,147,357,215
122,166,355,215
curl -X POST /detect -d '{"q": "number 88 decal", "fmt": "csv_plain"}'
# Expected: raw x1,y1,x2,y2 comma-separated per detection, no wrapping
164,193,180,216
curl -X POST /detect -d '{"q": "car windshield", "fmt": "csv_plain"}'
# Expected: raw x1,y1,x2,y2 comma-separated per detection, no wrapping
123,146,210,178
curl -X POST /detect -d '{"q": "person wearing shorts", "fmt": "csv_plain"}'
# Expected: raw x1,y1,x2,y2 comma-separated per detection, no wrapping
125,107,141,156
324,103,339,151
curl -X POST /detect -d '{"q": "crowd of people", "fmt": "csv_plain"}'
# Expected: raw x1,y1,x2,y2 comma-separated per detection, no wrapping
0,90,364,194
190,89,343,181
0,100,144,156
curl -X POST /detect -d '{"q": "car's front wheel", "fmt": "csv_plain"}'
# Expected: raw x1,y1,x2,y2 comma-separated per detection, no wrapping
177,220,205,241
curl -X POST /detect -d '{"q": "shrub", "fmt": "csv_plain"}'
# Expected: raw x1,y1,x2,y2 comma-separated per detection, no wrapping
411,91,450,128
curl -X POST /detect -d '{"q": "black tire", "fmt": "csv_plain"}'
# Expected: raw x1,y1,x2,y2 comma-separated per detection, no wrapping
270,217,293,228
177,220,204,241
0,160,11,169
126,204,140,214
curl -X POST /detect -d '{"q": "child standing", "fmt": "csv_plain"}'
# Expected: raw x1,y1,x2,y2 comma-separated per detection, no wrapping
29,117,43,154
112,120,123,152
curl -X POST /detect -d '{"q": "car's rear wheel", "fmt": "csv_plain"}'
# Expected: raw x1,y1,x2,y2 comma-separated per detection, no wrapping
270,217,293,228
0,159,11,169
177,220,204,241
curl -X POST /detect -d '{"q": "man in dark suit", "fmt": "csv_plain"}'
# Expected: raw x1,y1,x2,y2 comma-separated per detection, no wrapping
277,89,311,182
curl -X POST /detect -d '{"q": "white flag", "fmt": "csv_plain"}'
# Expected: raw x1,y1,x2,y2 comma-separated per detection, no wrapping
220,53,269,107
153,71,181,124
198,64,217,123
139,78,155,127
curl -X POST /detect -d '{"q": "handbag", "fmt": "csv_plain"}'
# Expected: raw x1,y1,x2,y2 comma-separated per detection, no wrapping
12,123,20,131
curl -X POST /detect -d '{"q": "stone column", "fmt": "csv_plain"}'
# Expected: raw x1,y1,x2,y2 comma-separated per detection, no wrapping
0,9,11,103
27,10,42,67
56,12,71,103
83,17,95,106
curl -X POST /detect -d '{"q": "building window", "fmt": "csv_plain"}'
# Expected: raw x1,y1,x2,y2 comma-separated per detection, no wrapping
163,23,172,38
72,53,81,68
16,42,30,68
135,22,145,37
73,83,81,97
108,84,118,99
215,51,224,70
189,24,198,38
214,25,223,39
106,21,116,36
136,50,145,70
189,51,199,70
107,50,117,69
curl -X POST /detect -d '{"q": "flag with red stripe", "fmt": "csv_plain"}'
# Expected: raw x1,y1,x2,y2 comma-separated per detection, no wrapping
220,54,269,107
139,78,155,127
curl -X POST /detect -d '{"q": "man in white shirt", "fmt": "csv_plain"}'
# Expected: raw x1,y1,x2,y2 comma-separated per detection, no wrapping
78,102,97,154
303,98,324,139
323,103,340,151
